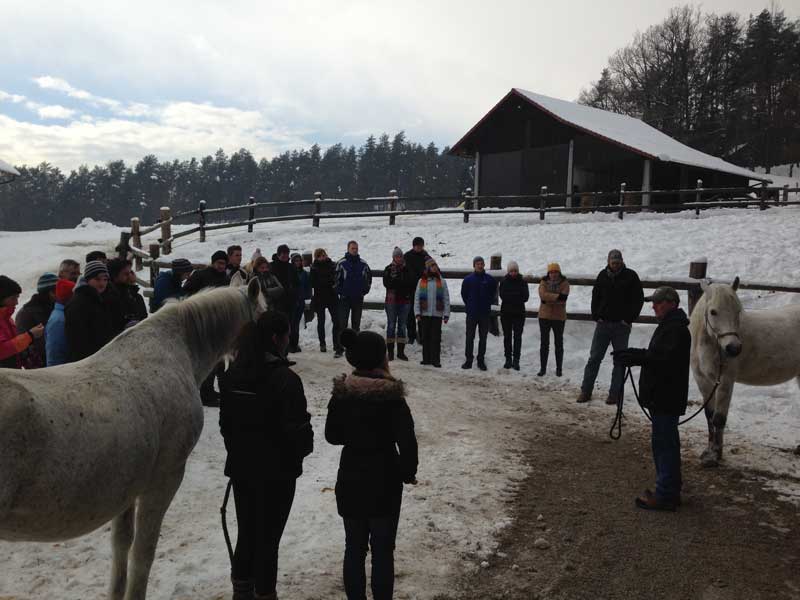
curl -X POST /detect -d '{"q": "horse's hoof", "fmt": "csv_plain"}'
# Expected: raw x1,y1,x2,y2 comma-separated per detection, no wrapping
700,450,720,468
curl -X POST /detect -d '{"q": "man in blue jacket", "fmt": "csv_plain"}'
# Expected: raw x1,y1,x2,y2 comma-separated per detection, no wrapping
335,241,372,357
461,256,497,371
150,258,194,312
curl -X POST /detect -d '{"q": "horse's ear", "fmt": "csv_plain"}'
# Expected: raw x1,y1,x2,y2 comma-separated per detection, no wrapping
700,279,710,292
246,278,260,302
732,276,740,291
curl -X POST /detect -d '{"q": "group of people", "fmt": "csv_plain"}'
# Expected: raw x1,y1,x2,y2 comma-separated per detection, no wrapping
0,251,148,370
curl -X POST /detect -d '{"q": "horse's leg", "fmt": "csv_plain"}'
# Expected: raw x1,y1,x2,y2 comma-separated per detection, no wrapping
697,376,719,467
123,467,186,600
108,506,135,600
703,378,735,468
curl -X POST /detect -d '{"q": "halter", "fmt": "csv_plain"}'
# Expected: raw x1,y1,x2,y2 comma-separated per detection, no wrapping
704,308,741,342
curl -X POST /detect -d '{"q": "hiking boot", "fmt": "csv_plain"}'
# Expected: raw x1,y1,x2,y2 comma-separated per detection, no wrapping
388,343,395,361
635,493,677,512
512,360,520,371
254,592,278,600
645,488,682,507
232,577,254,600
556,368,563,377
334,349,343,358
576,391,591,403
320,343,327,353
503,358,512,369
421,360,430,365
536,368,546,377
461,359,473,369
397,343,408,361
432,362,442,368
477,358,487,371
606,394,621,405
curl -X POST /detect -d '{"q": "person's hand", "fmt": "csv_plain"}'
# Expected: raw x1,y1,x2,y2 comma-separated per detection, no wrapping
557,293,568,301
416,315,422,322
443,316,449,324
622,320,630,328
29,324,44,339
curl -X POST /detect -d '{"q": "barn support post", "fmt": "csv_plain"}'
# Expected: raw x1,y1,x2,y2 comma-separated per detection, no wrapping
389,189,398,225
160,206,172,255
566,140,574,208
247,196,255,233
618,183,626,220
695,179,703,217
313,191,322,227
539,186,547,221
149,244,161,287
463,188,472,223
642,160,652,208
473,152,481,196
688,259,708,315
198,200,207,243
130,217,142,271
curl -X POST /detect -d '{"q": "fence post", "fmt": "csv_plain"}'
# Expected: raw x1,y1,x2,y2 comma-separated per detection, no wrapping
618,183,626,220
313,191,322,227
463,188,472,223
198,200,207,243
688,258,708,315
149,243,161,287
783,185,789,204
389,189,398,226
695,179,703,217
247,196,255,233
130,217,142,271
759,186,767,211
539,186,547,221
160,206,172,255
490,253,502,271
116,231,131,260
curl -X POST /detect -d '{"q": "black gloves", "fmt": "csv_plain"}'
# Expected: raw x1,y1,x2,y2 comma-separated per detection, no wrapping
557,293,568,301
613,348,646,367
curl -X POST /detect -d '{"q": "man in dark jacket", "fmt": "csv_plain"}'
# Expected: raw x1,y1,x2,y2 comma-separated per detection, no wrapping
184,250,229,296
150,258,193,312
461,256,498,371
271,244,299,317
15,272,58,369
335,241,372,350
403,237,429,345
578,249,644,404
107,258,147,329
614,286,690,511
310,248,340,354
65,261,117,362
498,261,529,371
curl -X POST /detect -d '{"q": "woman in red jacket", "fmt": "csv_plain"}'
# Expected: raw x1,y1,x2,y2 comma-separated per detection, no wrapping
0,275,44,369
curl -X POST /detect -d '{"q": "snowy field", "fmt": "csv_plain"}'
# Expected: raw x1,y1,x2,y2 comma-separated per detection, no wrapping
1,207,799,598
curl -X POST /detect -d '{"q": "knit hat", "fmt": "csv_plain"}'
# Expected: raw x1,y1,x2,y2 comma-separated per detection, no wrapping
55,279,76,304
340,329,386,370
547,262,561,273
473,256,485,265
424,256,437,270
392,246,403,258
0,275,22,303
171,258,193,274
36,272,59,293
507,260,520,272
84,260,109,281
291,252,302,262
608,249,623,261
211,250,228,264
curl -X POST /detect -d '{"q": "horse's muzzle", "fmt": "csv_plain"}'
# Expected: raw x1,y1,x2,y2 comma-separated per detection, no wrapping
725,342,742,357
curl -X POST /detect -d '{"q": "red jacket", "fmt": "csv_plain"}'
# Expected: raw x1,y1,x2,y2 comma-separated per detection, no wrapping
0,306,32,369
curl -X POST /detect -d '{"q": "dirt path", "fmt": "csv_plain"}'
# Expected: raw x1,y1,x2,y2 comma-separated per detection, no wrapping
438,388,800,600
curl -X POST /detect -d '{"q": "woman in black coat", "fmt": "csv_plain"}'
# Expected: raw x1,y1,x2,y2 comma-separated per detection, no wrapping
220,311,314,600
325,328,418,600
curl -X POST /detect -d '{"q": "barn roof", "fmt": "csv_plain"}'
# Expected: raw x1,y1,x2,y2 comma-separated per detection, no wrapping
0,158,20,177
451,89,769,182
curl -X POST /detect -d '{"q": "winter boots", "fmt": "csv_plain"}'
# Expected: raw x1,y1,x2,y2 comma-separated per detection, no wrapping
512,359,520,371
388,343,395,361
576,391,592,403
397,343,408,361
320,342,327,353
503,358,513,369
461,359,473,369
477,358,487,371
232,578,254,600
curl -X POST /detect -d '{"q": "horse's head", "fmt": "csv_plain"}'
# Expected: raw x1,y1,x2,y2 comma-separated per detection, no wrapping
245,278,268,321
700,277,743,358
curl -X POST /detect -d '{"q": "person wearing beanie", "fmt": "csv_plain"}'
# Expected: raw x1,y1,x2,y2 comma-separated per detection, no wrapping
13,272,59,368
0,275,43,369
150,258,194,312
45,279,76,366
106,258,148,330
414,258,450,367
288,253,312,353
460,255,497,371
271,244,300,318
499,261,529,371
310,248,341,355
403,237,430,345
382,247,416,361
538,262,570,377
65,261,116,363
325,328,418,600
577,249,644,404
183,251,229,297
335,241,372,356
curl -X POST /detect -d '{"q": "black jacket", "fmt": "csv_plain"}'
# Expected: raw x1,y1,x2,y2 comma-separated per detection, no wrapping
403,249,429,281
631,308,691,416
325,372,418,517
15,292,54,368
271,259,299,314
310,258,337,307
65,285,117,362
107,283,148,329
183,266,229,296
499,274,530,317
590,266,644,324
219,352,313,481
382,262,417,304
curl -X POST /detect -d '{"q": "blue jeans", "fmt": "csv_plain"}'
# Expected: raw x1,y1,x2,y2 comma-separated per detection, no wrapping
580,321,631,397
385,303,410,343
342,512,400,600
651,413,682,502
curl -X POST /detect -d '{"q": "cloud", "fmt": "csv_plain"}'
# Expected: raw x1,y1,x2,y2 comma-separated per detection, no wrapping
0,91,26,104
33,75,120,109
31,104,77,120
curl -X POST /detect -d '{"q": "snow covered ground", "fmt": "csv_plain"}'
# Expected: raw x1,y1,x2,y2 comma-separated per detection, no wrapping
1,206,799,598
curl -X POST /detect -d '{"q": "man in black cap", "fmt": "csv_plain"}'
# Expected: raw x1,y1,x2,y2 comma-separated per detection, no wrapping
184,250,229,296
578,249,644,404
614,286,690,511
404,237,429,345
65,260,117,362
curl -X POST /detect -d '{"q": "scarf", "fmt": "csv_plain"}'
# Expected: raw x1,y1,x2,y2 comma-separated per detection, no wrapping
546,275,562,294
418,273,444,313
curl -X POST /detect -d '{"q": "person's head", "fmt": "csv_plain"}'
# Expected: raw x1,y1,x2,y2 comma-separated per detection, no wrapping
85,250,107,264
473,256,485,273
392,246,404,265
234,310,292,366
58,259,80,283
340,328,388,372
170,258,193,282
0,275,22,310
227,245,243,268
424,256,439,276
646,286,680,321
607,249,624,272
314,248,328,262
291,253,303,268
211,250,228,273
547,262,562,281
107,258,133,286
277,244,290,262
84,261,110,294
412,236,425,252
347,240,359,256
36,272,59,301
507,261,520,278
55,279,75,305
253,256,270,274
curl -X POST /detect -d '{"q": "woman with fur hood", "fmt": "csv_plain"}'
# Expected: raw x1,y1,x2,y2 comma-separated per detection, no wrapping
325,328,418,600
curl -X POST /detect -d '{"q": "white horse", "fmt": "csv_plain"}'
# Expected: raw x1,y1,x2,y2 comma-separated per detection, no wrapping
690,277,800,467
0,280,266,599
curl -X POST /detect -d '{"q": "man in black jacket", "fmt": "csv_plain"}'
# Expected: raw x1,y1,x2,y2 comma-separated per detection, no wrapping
578,249,644,404
15,272,58,368
184,250,229,296
65,261,117,362
403,237,429,345
271,244,299,317
614,286,690,511
310,248,340,354
107,258,147,330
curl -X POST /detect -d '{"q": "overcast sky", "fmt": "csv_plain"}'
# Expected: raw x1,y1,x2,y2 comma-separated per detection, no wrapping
1,0,796,171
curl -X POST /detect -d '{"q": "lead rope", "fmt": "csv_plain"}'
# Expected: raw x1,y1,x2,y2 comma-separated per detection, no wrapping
221,479,234,566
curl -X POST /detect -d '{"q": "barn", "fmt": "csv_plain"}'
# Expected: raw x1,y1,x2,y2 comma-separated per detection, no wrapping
449,89,769,205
